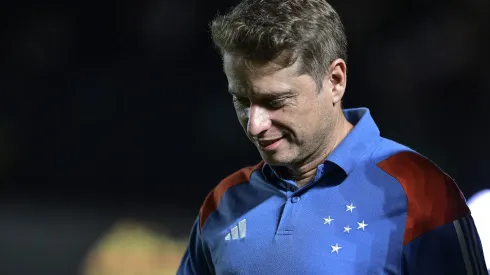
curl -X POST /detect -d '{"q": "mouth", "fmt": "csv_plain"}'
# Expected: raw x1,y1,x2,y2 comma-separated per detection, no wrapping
257,137,283,151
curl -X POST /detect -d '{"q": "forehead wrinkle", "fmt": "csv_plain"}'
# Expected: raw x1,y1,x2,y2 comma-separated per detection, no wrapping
226,52,301,78
228,83,264,98
225,54,302,98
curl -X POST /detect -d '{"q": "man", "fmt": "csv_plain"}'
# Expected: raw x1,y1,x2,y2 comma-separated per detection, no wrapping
178,0,488,274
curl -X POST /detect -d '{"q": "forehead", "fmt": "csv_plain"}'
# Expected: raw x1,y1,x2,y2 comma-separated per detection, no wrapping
223,53,301,94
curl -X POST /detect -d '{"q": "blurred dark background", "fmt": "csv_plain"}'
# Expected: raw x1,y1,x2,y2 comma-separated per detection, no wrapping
1,0,489,274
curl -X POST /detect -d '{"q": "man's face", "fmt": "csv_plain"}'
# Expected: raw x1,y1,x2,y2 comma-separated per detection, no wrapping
223,54,341,166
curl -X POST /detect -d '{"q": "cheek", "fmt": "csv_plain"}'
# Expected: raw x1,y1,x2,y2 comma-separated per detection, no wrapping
293,105,324,138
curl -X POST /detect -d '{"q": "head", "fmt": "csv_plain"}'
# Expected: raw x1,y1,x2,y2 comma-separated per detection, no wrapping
211,0,348,167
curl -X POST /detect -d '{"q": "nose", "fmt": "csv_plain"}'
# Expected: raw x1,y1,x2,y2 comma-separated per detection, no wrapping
247,104,271,137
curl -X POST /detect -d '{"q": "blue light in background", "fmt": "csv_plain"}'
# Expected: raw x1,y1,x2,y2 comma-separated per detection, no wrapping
467,189,490,269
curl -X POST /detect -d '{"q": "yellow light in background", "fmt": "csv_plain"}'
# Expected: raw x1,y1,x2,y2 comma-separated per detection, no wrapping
81,219,187,275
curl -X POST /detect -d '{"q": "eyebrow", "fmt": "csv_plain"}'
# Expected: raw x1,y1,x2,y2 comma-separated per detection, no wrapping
263,90,297,97
228,88,297,97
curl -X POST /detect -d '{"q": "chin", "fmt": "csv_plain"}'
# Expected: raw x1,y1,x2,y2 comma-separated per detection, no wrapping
259,151,293,166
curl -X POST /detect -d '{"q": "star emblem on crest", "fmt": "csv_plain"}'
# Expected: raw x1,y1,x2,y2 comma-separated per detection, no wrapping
343,225,352,233
331,243,342,254
357,220,368,231
323,216,334,225
346,203,356,212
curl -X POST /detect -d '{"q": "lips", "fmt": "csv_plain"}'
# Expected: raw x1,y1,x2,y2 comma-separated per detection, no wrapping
258,137,282,147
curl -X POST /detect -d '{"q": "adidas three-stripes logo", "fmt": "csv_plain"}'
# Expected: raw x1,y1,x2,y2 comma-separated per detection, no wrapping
225,219,247,240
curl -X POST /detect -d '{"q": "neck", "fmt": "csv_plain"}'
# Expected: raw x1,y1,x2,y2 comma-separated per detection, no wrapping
287,109,353,187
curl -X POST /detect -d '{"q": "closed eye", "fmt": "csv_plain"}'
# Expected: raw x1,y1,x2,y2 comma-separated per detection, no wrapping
233,96,250,107
267,99,286,108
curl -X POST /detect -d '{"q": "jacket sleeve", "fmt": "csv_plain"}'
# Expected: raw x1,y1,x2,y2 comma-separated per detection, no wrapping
177,216,214,275
402,214,488,275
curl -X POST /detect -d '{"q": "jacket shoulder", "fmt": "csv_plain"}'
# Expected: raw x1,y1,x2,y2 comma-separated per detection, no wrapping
199,161,264,230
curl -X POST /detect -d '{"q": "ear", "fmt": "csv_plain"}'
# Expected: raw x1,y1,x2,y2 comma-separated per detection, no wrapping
324,58,347,105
